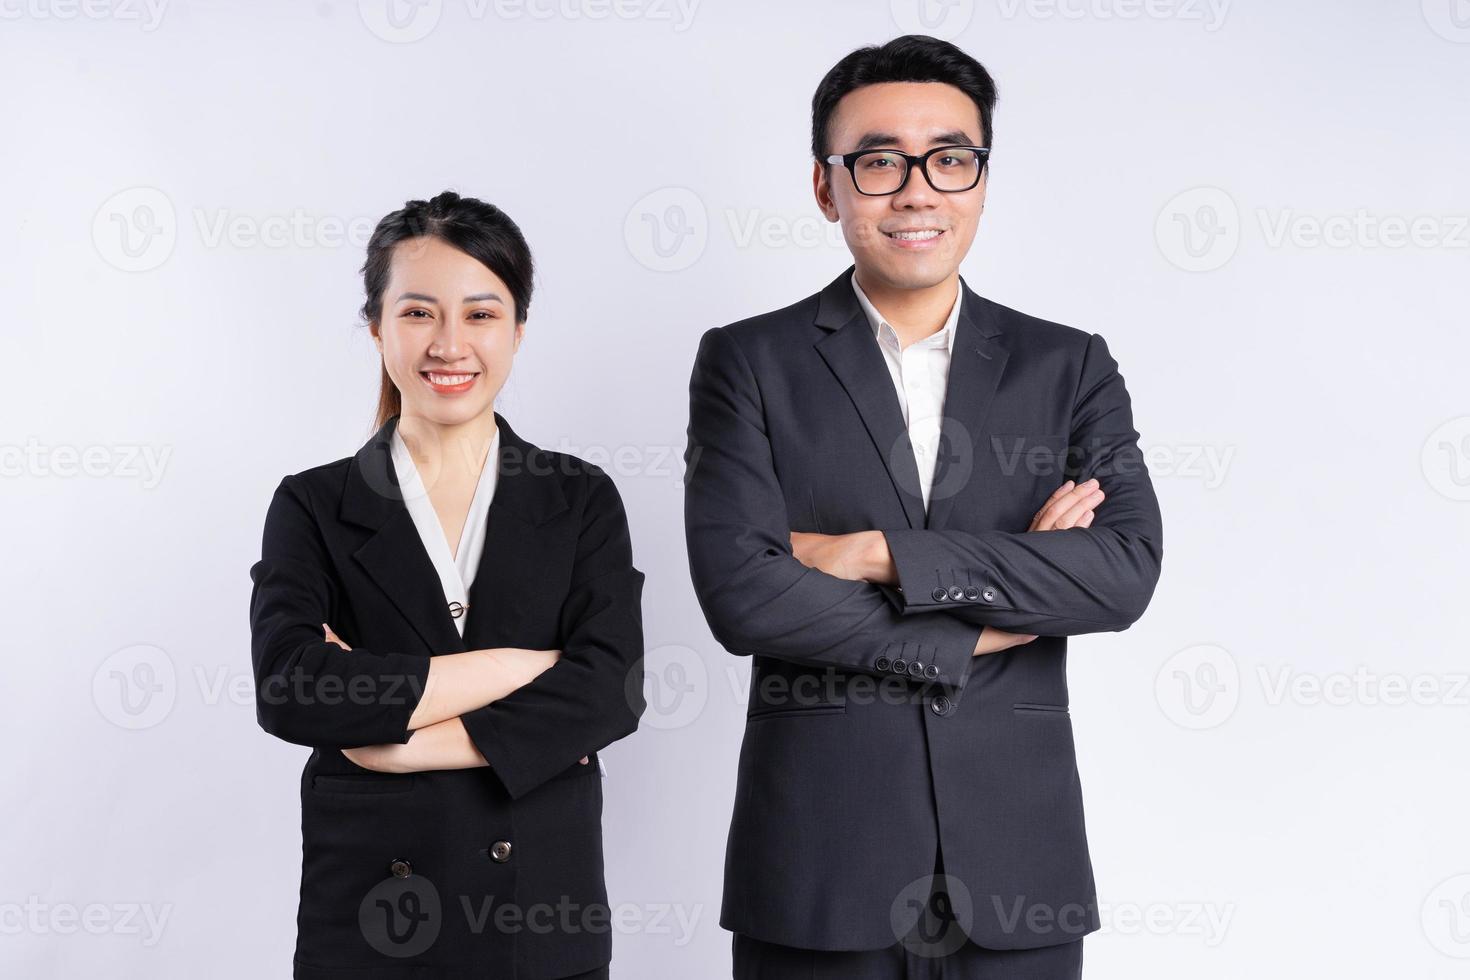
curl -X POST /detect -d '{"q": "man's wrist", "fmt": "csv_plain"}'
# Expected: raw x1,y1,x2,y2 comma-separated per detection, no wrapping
864,530,898,586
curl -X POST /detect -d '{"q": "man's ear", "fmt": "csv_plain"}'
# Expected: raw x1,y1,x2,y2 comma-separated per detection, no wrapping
813,159,840,222
513,320,525,353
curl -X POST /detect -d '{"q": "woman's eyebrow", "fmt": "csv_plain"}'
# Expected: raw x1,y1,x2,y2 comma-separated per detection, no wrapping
395,291,504,304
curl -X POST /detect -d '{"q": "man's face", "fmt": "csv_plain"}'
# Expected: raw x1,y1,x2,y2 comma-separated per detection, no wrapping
814,81,987,292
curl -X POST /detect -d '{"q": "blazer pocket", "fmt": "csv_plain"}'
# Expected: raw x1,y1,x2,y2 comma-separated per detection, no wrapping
311,772,417,795
1012,702,1070,714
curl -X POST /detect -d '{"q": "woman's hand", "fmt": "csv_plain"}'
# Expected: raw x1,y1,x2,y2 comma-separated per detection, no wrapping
322,624,350,649
1028,479,1104,532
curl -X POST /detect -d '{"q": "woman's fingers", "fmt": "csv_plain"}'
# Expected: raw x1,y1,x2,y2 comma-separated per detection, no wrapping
322,623,351,650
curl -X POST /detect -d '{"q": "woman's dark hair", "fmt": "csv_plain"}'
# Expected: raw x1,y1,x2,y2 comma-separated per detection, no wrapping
811,35,998,166
360,190,535,428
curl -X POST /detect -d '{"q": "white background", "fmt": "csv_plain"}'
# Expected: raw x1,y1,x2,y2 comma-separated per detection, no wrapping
3,1,1469,976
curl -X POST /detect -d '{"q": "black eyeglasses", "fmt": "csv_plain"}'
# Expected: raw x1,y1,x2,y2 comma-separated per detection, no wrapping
825,145,990,196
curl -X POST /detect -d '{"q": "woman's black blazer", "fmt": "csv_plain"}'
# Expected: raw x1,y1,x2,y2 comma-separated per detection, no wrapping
248,412,646,979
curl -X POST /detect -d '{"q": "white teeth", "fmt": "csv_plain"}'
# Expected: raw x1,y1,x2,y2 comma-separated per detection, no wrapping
425,372,476,385
888,229,942,241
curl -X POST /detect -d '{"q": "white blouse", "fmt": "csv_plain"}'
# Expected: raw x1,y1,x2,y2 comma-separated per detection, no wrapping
389,425,501,637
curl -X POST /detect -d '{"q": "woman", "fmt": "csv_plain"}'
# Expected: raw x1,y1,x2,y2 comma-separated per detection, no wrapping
248,190,645,979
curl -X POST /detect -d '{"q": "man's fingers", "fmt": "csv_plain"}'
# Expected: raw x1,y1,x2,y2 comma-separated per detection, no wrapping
1030,480,1076,530
1036,480,1102,530
322,623,351,650
1051,489,1104,529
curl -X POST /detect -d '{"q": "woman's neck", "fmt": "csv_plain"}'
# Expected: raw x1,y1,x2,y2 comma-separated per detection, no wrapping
396,411,498,481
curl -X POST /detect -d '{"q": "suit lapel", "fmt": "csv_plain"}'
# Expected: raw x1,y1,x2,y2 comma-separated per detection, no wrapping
339,412,568,656
814,268,927,530
461,417,569,650
925,283,1009,530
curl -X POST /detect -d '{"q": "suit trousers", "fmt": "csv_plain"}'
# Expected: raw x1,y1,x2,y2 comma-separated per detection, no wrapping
731,849,1084,980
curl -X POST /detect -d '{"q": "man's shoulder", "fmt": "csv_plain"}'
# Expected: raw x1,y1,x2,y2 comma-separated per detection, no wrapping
711,289,823,348
973,292,1096,352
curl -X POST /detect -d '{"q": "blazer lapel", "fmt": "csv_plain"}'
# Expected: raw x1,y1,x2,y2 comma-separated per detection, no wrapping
814,267,928,530
340,414,467,654
460,415,569,650
925,282,1010,530
339,412,569,656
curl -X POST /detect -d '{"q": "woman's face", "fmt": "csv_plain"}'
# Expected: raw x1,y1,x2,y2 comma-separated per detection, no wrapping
372,236,523,427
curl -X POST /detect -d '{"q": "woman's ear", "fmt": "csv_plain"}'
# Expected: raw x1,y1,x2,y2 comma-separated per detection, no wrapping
513,320,525,354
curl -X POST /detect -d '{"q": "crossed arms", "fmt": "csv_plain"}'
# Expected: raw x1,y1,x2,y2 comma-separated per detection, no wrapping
682,325,1163,699
247,468,645,800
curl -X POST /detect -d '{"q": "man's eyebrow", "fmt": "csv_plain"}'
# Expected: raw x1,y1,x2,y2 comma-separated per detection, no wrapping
849,129,980,153
395,291,505,304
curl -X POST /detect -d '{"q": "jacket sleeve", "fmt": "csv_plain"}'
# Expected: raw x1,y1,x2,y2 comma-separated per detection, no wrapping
460,465,646,801
249,475,431,749
882,332,1164,635
683,325,984,695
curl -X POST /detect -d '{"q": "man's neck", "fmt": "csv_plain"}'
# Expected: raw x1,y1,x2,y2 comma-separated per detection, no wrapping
853,267,960,349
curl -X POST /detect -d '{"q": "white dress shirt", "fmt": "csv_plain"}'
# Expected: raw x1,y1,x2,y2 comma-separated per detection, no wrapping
850,272,962,515
389,425,501,637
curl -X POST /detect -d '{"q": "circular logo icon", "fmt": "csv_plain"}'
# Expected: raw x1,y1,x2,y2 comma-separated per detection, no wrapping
1422,0,1470,43
1422,873,1470,958
93,644,177,730
890,0,975,40
1421,416,1470,502
360,873,442,958
623,187,707,272
629,644,709,731
92,187,176,272
358,0,442,43
1155,186,1240,272
890,872,974,958
1155,643,1239,730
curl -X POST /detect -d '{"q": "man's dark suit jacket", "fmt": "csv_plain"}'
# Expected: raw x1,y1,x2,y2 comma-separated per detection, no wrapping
248,412,645,979
683,265,1163,951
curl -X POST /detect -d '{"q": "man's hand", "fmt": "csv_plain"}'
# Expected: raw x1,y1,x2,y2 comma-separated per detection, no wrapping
789,530,894,585
322,623,350,649
1029,479,1104,532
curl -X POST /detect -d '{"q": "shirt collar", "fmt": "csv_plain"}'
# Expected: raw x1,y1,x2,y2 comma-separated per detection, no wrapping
850,271,963,355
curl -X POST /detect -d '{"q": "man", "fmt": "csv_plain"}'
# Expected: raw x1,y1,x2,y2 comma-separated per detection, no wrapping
683,35,1163,980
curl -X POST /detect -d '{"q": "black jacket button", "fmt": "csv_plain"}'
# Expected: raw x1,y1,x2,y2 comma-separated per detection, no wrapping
947,586,964,601
963,586,980,601
924,664,940,679
892,659,908,674
876,657,891,671
930,587,948,602
490,840,513,863
389,859,412,878
982,587,996,602
931,696,952,716
907,661,924,677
